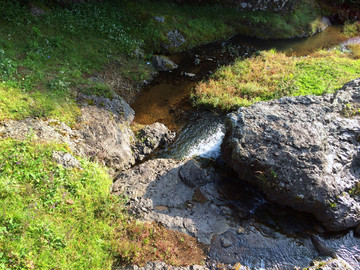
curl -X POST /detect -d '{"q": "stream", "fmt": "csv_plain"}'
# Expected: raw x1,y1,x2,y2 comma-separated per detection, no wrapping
130,25,360,269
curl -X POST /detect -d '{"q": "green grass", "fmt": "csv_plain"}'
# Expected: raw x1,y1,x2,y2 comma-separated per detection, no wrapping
192,48,360,111
0,139,205,269
0,139,116,269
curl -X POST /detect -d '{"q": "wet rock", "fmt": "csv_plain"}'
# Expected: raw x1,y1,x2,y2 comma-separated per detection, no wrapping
112,158,229,245
133,122,175,161
222,78,360,231
52,151,82,169
209,223,318,269
152,55,178,71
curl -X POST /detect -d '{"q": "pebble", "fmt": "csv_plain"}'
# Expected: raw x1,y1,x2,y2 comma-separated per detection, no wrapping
220,237,232,248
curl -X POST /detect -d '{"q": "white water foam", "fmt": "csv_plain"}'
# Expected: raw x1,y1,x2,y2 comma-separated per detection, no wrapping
185,123,225,159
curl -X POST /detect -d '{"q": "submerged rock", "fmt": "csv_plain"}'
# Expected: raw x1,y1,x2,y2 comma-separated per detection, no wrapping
222,78,360,231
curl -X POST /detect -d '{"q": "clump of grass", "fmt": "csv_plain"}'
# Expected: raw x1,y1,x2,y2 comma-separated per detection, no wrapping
0,139,205,269
192,48,360,111
342,21,360,37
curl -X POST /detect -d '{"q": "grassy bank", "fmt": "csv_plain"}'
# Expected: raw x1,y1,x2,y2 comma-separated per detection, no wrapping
0,139,204,269
191,47,360,111
0,0,326,123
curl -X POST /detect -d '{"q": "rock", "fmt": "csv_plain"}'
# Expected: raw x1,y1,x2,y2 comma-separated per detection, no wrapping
76,94,136,171
355,224,360,236
220,237,232,247
183,72,196,78
222,78,360,231
179,159,208,188
306,258,354,270
236,227,245,234
154,16,165,23
30,5,46,16
152,55,178,71
133,122,175,161
165,29,186,50
0,93,137,172
52,151,82,169
112,158,229,245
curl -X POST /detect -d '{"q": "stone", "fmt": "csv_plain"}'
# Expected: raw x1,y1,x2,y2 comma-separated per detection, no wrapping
112,158,229,245
152,55,178,71
154,16,165,23
166,29,186,49
0,93,137,173
179,159,208,188
220,237,232,247
52,151,82,169
222,78,360,231
30,6,46,16
133,122,175,161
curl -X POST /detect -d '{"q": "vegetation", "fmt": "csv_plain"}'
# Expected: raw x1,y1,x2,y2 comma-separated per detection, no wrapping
0,139,204,269
0,0,325,123
192,48,360,111
342,21,360,38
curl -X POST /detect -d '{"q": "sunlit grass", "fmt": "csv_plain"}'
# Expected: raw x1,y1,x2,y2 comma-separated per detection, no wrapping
192,48,360,111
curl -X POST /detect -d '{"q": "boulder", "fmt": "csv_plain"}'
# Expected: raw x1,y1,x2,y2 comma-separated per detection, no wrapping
133,122,176,161
222,78,360,231
152,55,178,71
0,93,137,172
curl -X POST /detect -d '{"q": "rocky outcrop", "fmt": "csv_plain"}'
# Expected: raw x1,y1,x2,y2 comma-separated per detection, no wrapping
222,79,360,231
112,158,229,245
112,158,326,269
133,122,176,161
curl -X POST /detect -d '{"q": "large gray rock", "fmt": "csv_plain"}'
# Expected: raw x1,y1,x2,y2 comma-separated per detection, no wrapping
0,94,137,172
222,78,360,231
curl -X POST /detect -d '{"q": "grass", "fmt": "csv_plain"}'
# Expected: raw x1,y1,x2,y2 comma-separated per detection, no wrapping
342,21,360,38
0,138,205,269
0,0,326,122
192,48,360,111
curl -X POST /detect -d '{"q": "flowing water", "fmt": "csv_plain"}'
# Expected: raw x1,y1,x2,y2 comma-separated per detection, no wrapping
130,25,360,269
